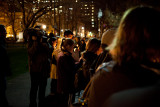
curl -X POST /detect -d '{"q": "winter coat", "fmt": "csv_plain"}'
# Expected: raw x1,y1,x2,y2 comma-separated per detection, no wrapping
50,48,62,79
103,83,160,107
82,51,98,88
27,41,50,78
89,61,160,107
57,51,82,94
90,50,112,77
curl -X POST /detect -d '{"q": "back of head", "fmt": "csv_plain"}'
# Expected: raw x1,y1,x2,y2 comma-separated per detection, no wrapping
64,30,73,38
110,6,160,65
24,28,38,42
48,37,56,46
61,38,75,51
86,38,101,53
101,28,116,49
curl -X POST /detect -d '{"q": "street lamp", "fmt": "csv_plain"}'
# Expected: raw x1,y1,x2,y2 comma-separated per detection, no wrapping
42,25,46,30
98,9,103,38
81,27,85,37
60,29,63,37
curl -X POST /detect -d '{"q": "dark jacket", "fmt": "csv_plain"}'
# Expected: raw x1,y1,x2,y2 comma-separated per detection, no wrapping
27,41,50,78
0,37,11,77
103,84,160,107
89,61,160,107
57,51,82,94
82,51,98,87
90,50,112,76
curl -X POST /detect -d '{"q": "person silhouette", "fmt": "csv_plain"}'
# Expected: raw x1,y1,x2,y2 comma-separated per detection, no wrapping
0,24,11,107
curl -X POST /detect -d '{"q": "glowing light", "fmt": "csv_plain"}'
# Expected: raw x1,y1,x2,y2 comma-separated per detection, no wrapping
42,25,46,29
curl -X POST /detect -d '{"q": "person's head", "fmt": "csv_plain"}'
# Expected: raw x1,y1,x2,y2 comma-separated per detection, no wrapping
49,37,57,47
86,38,102,55
61,38,75,53
101,28,116,50
109,6,160,65
64,30,73,39
49,32,55,38
0,25,7,38
25,29,39,42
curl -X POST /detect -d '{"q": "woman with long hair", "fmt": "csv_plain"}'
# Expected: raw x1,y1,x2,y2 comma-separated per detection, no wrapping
57,38,83,107
89,6,160,107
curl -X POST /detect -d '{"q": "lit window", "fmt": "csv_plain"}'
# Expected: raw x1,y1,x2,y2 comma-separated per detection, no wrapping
92,22,94,24
92,10,94,12
85,4,87,6
76,0,78,2
69,8,73,10
88,14,90,15
59,10,62,13
59,6,62,8
92,25,94,27
91,19,94,21
92,13,94,15
92,7,94,9
92,16,94,18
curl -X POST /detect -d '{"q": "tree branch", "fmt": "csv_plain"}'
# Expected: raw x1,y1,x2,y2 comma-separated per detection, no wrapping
31,10,49,27
27,5,49,26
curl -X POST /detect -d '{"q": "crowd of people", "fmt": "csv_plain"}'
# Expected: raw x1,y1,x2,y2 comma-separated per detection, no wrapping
1,5,160,107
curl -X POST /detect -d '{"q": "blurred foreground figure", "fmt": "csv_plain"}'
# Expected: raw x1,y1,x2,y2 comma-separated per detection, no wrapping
0,25,11,107
89,6,160,107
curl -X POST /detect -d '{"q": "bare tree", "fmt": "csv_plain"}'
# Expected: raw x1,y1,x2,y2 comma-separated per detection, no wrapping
0,0,20,41
16,0,51,30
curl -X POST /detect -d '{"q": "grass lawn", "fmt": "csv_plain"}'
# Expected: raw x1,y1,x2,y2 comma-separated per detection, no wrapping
7,47,29,79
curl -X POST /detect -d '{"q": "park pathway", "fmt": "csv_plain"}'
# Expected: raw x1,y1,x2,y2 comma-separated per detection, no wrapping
6,72,51,107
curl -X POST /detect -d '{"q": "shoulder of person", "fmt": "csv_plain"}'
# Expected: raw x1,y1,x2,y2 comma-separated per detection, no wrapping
96,61,115,73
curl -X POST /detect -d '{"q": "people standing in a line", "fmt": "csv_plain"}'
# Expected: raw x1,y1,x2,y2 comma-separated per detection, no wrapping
57,38,83,107
26,29,50,107
62,30,79,62
89,6,160,107
79,29,116,103
81,38,102,89
90,28,116,77
0,25,11,107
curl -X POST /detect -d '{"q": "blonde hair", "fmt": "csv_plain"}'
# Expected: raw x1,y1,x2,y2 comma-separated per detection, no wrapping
108,6,160,65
